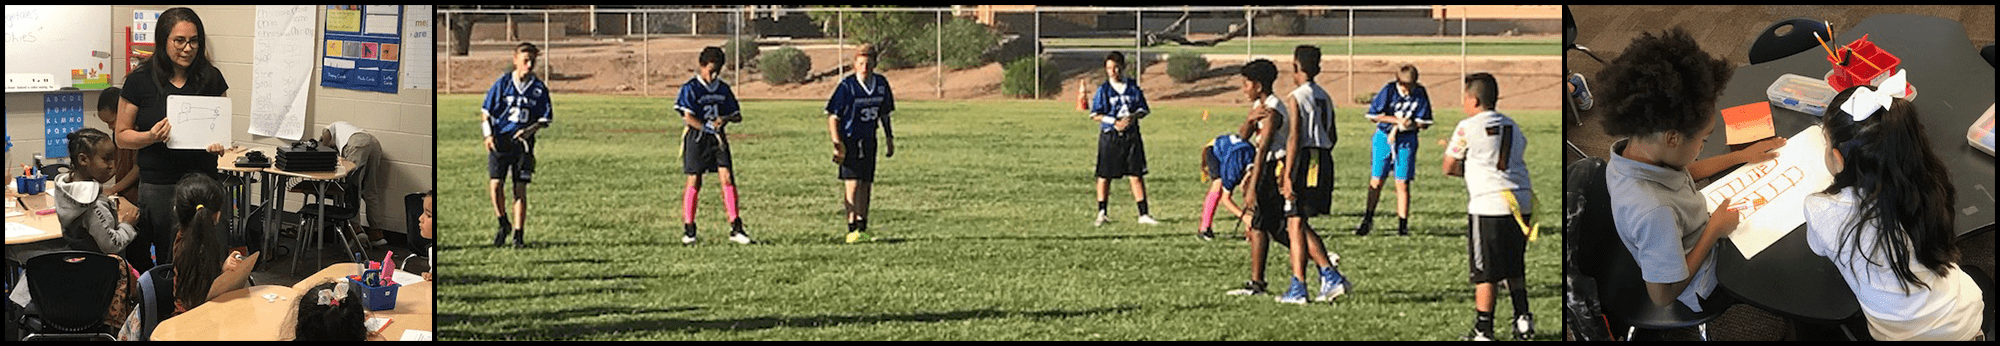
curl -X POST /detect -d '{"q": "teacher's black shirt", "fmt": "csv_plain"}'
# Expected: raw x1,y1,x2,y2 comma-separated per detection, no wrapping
121,66,227,185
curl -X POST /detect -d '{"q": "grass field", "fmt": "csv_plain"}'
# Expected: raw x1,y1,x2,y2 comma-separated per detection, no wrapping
1042,36,1562,57
436,93,1564,340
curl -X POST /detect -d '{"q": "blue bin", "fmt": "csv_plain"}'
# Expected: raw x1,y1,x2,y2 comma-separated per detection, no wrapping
347,277,400,311
15,176,45,195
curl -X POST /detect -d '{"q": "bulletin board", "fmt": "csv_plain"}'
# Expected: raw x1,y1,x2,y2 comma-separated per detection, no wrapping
321,5,401,93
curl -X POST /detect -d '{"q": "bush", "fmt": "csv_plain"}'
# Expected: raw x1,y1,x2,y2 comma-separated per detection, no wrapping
760,46,812,85
721,36,760,69
1165,51,1210,83
937,18,1001,70
811,8,1000,70
1001,56,1059,98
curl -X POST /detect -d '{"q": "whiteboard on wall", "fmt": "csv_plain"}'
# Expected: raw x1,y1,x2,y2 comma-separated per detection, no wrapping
5,5,113,89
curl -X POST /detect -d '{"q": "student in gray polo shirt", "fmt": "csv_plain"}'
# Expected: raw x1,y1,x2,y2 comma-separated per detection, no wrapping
1594,28,1785,317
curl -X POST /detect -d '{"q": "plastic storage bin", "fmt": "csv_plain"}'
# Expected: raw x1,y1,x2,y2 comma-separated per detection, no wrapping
1971,104,1995,156
1767,74,1837,116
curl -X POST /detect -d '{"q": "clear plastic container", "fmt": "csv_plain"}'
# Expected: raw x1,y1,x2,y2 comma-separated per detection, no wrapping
1767,73,1837,116
1971,104,1994,156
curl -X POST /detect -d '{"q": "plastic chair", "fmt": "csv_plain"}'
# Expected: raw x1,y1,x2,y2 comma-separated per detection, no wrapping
134,264,174,341
1566,157,1723,339
289,180,361,273
1981,44,1994,68
18,251,121,341
1748,18,1831,65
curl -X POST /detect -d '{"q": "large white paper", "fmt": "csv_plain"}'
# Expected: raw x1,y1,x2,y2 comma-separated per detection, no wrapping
250,5,315,140
1701,126,1834,259
6,222,50,239
400,5,432,90
164,95,232,150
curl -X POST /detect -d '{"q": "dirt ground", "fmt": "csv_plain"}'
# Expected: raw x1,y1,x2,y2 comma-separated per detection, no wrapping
438,36,1561,111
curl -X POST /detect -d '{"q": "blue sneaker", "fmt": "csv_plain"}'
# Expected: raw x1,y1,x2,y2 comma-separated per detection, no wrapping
1275,279,1309,304
1317,266,1350,302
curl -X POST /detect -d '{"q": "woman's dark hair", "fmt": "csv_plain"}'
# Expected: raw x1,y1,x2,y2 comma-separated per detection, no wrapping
1239,59,1278,95
141,7,219,93
1819,86,1958,291
294,281,368,341
171,173,230,311
1594,27,1733,138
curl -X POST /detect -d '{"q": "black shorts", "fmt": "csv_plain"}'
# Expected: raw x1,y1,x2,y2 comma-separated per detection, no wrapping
838,136,878,182
1095,129,1148,179
1251,163,1289,237
488,137,535,183
1285,148,1335,217
1467,213,1530,283
681,128,734,174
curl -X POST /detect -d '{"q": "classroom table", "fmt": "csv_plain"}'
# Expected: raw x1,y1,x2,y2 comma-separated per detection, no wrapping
151,263,433,341
1704,13,1996,325
6,191,137,263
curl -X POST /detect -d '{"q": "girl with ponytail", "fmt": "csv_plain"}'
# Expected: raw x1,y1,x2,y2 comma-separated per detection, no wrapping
168,173,249,314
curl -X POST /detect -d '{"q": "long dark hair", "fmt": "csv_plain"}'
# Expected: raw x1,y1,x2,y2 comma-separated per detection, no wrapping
295,281,368,341
171,173,230,310
1819,86,1958,291
141,7,219,92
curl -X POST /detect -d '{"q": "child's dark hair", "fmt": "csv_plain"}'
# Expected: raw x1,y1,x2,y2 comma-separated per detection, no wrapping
1293,45,1321,78
1396,64,1421,86
1464,72,1499,109
1819,86,1958,291
170,173,230,311
294,280,368,341
699,46,726,68
515,42,540,55
1105,51,1126,69
66,128,113,162
97,87,122,112
1239,59,1278,95
1594,27,1733,138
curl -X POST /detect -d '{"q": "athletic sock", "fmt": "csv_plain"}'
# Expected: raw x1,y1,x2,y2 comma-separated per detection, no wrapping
1097,201,1109,214
722,185,741,222
1475,310,1495,333
498,216,512,231
1199,189,1223,230
682,185,700,224
1135,200,1151,217
848,221,858,233
857,218,868,233
1509,281,1531,317
730,218,745,233
684,223,697,236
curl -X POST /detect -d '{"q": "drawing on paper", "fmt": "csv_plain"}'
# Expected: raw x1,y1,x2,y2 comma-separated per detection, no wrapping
1703,163,1807,217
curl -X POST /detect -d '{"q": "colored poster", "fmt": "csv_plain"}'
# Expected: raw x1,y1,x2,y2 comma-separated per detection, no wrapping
321,5,400,93
43,92,85,158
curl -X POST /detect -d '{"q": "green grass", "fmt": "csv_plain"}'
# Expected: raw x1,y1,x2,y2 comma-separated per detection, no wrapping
1042,36,1560,56
437,94,1564,340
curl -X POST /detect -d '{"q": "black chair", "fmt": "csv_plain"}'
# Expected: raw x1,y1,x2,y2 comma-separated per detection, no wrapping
17,251,121,341
290,180,362,273
1567,157,1722,340
134,264,174,341
1748,18,1832,65
1981,43,1994,68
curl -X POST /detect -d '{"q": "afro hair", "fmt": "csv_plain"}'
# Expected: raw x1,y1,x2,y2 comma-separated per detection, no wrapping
1593,27,1733,138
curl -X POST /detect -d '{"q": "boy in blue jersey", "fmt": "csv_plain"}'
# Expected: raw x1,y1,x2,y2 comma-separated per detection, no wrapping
1088,51,1157,227
675,47,753,245
826,45,895,243
1358,64,1433,236
481,42,552,248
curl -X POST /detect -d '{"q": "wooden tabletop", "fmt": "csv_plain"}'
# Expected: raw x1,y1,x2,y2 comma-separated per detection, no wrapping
152,263,434,341
6,192,135,245
215,147,268,173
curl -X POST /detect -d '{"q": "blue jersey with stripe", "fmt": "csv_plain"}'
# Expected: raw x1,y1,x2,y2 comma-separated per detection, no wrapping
1090,78,1150,133
826,74,895,139
481,72,553,137
675,77,741,134
1365,81,1432,134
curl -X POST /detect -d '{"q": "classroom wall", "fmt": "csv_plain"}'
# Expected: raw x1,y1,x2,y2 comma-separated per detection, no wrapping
5,5,433,236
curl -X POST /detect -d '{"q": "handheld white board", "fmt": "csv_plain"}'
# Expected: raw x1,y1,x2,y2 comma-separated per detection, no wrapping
165,95,233,150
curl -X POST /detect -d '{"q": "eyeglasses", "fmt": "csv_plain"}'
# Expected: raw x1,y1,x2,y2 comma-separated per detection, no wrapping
170,36,202,48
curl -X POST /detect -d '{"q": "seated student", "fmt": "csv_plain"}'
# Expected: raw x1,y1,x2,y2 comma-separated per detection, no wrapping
1805,78,1988,341
39,129,143,332
1594,28,1784,316
168,174,252,314
320,121,387,247
419,190,434,282
294,280,368,341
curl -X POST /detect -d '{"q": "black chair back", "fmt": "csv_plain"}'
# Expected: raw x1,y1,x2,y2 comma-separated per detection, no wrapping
136,263,175,341
1748,18,1831,65
21,251,121,334
1568,157,1722,331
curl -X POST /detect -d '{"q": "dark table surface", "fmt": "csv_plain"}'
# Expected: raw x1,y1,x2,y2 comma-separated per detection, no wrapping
1704,13,1996,324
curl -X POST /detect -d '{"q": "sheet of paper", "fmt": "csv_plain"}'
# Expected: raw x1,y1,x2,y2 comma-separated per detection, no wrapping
391,269,426,285
251,5,314,140
400,329,432,341
1701,125,1834,259
6,222,50,239
1722,102,1775,145
365,317,392,333
400,5,432,90
164,95,232,150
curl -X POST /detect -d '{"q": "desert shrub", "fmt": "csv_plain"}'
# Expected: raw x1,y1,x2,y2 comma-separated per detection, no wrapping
1165,51,1211,83
760,46,812,84
721,36,760,69
1001,56,1059,98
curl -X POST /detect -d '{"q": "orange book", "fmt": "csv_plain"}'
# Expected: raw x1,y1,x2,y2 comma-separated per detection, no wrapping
1722,102,1776,145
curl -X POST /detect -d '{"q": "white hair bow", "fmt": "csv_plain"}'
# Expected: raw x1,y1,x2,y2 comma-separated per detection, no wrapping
1838,69,1909,122
315,280,352,306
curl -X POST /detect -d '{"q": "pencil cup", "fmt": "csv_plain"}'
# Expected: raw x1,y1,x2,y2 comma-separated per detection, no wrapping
348,277,401,311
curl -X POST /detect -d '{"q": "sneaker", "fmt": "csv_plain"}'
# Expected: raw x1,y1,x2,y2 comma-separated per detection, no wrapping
1136,215,1160,225
1397,219,1410,237
1275,279,1310,304
1316,266,1350,302
845,231,873,244
683,228,698,245
1568,73,1594,111
1198,228,1216,241
1224,280,1269,296
493,222,511,247
1094,211,1110,227
728,230,754,244
512,228,527,248
1461,327,1495,341
1353,218,1373,236
1512,314,1535,340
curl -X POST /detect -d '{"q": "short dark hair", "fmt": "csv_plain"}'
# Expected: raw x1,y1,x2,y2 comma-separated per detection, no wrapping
699,46,726,67
67,128,112,161
1594,27,1733,138
1396,64,1420,85
1239,59,1278,94
1105,51,1126,69
1293,45,1321,77
97,87,122,112
515,42,540,55
1464,72,1499,109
